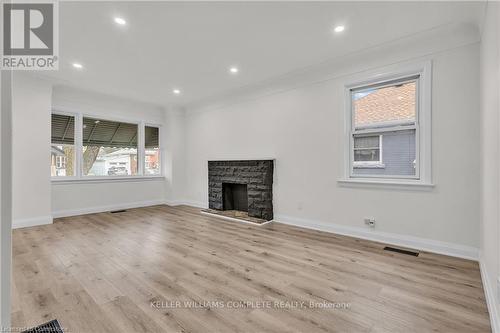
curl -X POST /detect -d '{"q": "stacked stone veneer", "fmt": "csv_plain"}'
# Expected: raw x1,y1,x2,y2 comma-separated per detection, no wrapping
208,160,274,220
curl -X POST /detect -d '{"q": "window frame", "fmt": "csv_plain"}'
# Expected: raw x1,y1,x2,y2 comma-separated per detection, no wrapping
341,61,433,187
51,111,163,183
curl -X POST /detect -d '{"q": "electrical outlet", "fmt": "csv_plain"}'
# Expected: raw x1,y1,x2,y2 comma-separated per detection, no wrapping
364,218,376,227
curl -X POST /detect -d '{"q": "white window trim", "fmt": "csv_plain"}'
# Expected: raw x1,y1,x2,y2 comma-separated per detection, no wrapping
339,61,433,188
51,111,164,183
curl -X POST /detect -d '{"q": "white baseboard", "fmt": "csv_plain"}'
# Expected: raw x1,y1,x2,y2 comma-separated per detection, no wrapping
480,258,500,333
13,215,53,229
52,199,166,218
274,214,479,261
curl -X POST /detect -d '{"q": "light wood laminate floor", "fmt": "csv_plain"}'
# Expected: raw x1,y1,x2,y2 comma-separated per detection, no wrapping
12,205,490,333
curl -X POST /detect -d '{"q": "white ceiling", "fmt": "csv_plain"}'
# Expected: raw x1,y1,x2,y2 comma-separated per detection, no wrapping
41,1,485,108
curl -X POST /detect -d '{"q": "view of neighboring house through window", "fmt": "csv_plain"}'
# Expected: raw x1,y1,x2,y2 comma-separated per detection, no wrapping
351,77,418,178
56,156,66,169
51,114,75,177
145,126,160,175
51,113,162,179
354,135,382,165
83,117,138,176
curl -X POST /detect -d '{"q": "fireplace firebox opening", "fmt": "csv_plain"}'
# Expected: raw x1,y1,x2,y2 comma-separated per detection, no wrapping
223,183,248,212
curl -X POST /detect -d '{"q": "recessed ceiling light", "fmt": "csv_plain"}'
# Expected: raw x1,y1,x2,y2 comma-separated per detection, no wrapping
173,89,181,95
72,63,83,69
229,66,239,74
333,25,345,33
114,17,126,25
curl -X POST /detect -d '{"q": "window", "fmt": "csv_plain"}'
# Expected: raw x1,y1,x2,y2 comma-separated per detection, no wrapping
51,113,162,180
56,156,66,169
145,126,160,175
51,114,75,177
351,78,417,177
343,62,432,185
82,117,138,176
351,79,417,177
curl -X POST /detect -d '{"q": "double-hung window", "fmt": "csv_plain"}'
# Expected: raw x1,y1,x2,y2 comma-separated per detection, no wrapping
51,113,162,180
344,62,432,186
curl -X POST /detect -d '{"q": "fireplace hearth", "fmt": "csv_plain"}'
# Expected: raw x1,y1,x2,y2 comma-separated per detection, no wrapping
208,160,274,220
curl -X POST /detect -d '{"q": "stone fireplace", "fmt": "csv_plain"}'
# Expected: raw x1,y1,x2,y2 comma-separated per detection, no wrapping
208,160,274,221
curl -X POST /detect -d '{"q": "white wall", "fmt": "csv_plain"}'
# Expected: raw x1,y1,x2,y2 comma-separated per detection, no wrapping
12,74,53,228
183,27,481,258
52,180,166,217
163,108,186,204
10,77,172,225
480,2,500,332
0,70,13,329
51,85,168,217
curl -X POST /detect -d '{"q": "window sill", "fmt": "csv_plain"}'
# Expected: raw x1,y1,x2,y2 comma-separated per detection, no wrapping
353,163,385,169
51,176,165,185
338,178,434,190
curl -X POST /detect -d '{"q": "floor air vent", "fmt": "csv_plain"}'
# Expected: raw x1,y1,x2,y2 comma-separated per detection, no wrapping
110,209,127,214
384,246,419,257
22,319,63,333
